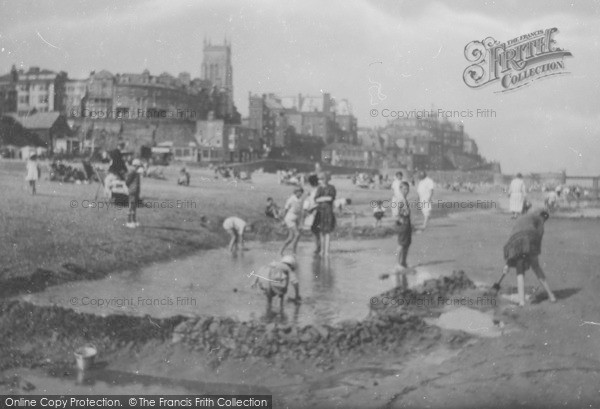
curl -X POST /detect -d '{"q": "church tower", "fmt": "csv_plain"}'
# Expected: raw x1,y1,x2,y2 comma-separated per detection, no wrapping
201,37,233,117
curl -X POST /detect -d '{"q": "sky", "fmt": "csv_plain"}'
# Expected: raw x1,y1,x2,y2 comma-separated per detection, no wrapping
1,0,599,175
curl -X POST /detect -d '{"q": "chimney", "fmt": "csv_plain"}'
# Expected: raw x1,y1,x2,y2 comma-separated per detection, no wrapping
10,64,18,81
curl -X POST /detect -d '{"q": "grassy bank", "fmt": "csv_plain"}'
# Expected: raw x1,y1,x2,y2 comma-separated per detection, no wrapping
0,162,283,296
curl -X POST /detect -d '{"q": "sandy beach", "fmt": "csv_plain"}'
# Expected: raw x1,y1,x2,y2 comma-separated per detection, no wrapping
1,160,599,408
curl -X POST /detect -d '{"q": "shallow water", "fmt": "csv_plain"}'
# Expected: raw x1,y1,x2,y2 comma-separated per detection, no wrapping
426,307,502,337
21,239,414,326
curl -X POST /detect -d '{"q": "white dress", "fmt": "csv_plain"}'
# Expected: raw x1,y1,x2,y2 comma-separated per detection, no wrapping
509,178,526,213
25,160,39,181
417,177,435,216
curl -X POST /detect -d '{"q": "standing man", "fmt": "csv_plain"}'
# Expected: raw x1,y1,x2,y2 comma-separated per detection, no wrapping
417,171,435,231
390,171,404,218
508,173,527,219
125,159,142,228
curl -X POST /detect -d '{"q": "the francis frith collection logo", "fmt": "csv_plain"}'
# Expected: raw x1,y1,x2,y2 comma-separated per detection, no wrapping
463,28,572,92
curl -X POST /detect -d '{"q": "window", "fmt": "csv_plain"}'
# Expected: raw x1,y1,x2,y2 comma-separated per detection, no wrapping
19,96,28,103
183,149,190,157
38,95,48,103
116,108,129,118
202,150,209,158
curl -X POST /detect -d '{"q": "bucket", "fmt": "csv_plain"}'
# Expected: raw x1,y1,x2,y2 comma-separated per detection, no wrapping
74,345,97,371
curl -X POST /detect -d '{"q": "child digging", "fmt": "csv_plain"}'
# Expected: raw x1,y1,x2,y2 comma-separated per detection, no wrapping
503,209,557,306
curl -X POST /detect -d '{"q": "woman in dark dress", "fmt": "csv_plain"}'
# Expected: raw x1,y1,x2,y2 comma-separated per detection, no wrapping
108,146,128,180
312,172,336,256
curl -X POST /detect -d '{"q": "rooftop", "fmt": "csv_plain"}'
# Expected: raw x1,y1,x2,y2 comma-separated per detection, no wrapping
6,112,61,129
324,142,377,152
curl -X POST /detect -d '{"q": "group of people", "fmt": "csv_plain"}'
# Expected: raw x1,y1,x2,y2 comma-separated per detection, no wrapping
24,155,93,195
265,172,338,256
508,173,592,217
213,164,251,181
544,184,587,210
221,171,338,310
49,160,90,184
443,181,476,192
390,170,435,230
277,169,305,186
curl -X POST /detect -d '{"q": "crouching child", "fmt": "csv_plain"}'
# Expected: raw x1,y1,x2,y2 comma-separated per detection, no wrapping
252,255,300,311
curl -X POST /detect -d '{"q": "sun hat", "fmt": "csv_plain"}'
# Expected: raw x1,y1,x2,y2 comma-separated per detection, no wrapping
281,255,297,269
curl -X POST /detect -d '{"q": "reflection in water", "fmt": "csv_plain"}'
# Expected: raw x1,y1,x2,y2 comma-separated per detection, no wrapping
259,302,301,325
312,255,335,295
76,369,95,386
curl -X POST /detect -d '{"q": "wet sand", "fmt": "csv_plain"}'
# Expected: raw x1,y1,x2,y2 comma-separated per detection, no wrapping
4,208,599,408
3,160,600,408
278,211,600,408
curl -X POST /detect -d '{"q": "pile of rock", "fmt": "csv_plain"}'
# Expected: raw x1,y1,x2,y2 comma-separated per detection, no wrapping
172,312,431,367
370,270,476,315
0,270,477,371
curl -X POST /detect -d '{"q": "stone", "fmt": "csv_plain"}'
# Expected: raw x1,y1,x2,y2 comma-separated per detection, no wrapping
208,322,219,333
360,330,373,343
220,338,236,350
313,325,329,339
174,321,189,334
299,332,312,343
